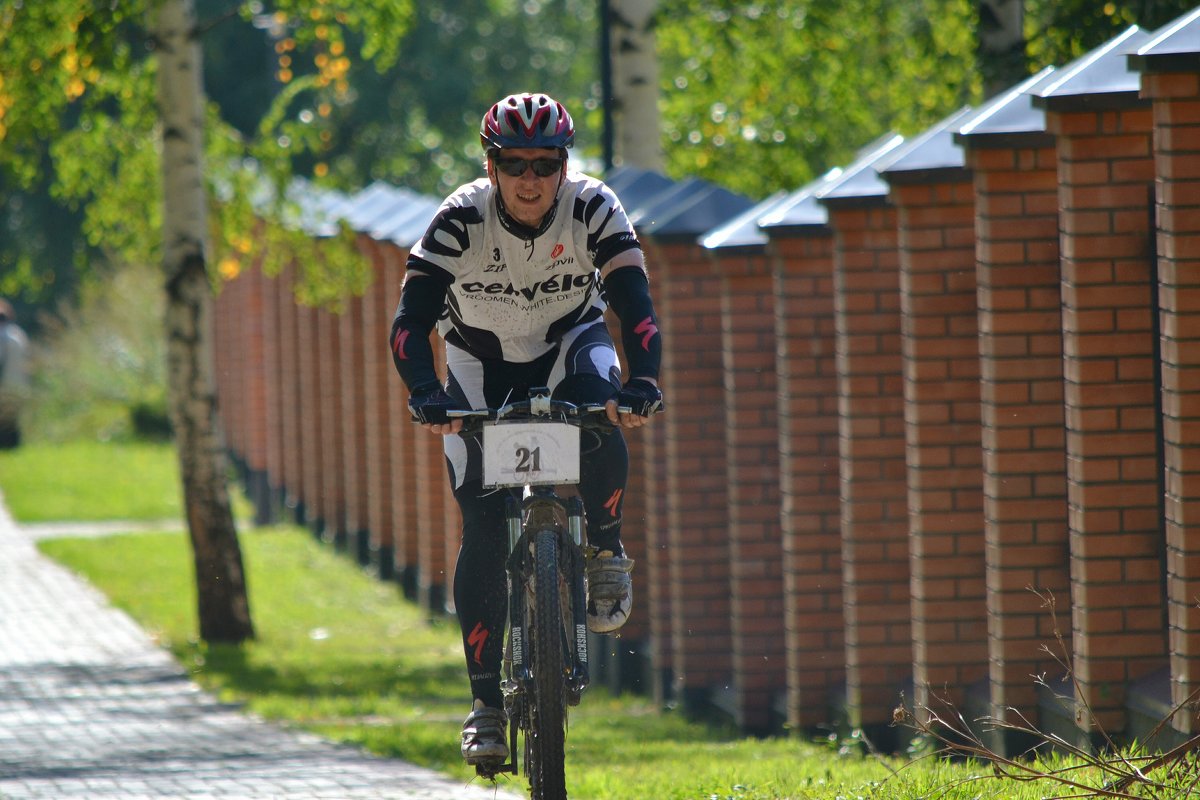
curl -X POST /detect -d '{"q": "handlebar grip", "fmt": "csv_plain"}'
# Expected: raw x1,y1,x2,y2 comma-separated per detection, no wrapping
447,409,490,420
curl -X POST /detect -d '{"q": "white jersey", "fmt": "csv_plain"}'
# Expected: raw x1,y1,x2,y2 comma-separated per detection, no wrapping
406,170,640,363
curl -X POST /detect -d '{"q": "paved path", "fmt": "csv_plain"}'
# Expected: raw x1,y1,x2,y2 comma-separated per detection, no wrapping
0,496,523,799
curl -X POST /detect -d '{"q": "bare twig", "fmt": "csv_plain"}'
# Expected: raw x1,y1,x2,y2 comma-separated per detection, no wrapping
888,588,1200,799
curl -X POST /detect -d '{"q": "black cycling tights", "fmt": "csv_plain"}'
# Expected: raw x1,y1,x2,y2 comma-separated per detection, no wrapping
452,375,629,709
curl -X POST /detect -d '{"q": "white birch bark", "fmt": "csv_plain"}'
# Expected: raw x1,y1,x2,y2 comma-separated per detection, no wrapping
154,0,254,643
608,0,663,172
977,0,1025,98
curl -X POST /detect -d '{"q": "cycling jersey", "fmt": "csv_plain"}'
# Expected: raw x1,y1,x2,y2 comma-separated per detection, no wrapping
404,170,641,364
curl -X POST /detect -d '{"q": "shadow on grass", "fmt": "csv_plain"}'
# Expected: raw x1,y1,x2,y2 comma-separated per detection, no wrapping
190,643,466,704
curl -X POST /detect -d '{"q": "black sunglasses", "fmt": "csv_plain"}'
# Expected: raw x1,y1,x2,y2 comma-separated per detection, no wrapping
494,155,564,178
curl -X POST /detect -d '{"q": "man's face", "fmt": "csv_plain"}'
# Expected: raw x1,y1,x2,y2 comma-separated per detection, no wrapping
488,147,565,228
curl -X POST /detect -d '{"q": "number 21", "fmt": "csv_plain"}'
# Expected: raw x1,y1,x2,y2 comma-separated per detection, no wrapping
515,446,541,473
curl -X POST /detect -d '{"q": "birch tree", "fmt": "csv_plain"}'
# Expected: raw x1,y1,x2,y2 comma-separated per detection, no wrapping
608,0,663,172
155,0,252,643
0,0,412,643
977,0,1025,98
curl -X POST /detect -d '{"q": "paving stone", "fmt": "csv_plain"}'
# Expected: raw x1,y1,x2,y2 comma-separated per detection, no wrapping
0,496,524,800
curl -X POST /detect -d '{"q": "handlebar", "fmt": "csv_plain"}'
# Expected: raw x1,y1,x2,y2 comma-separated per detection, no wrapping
447,395,626,434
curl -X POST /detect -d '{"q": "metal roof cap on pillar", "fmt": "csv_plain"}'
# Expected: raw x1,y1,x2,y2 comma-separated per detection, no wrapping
878,105,977,185
283,178,350,237
628,177,755,243
697,190,791,253
339,181,425,234
814,132,906,207
954,66,1058,148
756,167,843,234
603,166,679,216
1032,25,1156,111
1128,6,1200,72
378,197,443,250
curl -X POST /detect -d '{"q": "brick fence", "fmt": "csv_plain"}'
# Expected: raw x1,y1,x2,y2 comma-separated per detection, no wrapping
212,16,1200,751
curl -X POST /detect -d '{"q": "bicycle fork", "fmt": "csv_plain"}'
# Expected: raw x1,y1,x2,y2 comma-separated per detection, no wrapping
564,495,590,705
500,494,591,775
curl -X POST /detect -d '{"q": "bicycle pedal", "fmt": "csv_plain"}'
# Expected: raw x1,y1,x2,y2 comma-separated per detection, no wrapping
473,759,513,779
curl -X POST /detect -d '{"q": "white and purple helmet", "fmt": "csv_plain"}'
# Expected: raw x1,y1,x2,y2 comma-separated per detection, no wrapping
480,92,575,151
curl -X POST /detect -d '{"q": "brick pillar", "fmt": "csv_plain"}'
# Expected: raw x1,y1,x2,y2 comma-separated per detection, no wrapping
383,244,420,595
261,266,285,509
360,238,396,579
242,262,272,524
889,174,989,714
413,326,449,611
770,229,844,729
317,306,346,545
648,237,733,714
339,292,370,563
825,198,912,731
296,302,324,527
215,271,244,463
1045,101,1167,734
642,408,672,703
211,276,229,448
599,307,654,693
277,263,305,518
718,251,784,733
962,138,1073,732
1143,67,1200,735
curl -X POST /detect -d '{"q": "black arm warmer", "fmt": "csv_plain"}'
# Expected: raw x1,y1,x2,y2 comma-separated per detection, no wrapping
602,266,662,381
389,268,449,394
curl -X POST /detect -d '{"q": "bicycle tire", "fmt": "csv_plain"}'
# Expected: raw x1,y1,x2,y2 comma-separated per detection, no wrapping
529,528,568,800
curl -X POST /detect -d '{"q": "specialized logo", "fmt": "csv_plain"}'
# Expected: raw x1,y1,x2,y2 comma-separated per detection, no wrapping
603,488,623,517
551,243,564,259
634,316,658,351
467,621,489,666
391,329,410,360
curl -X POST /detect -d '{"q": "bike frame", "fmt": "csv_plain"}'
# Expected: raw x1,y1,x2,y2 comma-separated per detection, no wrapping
452,389,611,794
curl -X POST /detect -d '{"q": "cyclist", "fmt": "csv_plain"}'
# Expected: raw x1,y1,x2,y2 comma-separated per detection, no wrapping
388,92,664,766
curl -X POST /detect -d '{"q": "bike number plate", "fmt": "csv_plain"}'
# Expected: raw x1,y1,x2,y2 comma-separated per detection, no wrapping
482,421,580,488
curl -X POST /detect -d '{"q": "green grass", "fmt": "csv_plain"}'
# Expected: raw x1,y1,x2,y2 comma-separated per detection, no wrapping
35,525,1134,800
0,438,251,523
0,439,183,522
36,526,909,798
7,441,1189,799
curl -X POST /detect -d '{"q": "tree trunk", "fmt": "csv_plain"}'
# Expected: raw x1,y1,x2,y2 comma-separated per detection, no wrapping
608,0,663,172
154,0,254,644
977,0,1026,98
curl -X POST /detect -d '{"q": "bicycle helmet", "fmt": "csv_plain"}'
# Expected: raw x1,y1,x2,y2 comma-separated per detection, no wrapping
480,92,575,151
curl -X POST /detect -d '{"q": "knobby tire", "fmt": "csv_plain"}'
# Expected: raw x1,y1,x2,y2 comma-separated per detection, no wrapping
529,528,567,800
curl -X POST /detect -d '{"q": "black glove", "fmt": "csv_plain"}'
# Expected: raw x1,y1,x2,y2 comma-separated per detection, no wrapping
408,384,459,425
614,378,664,417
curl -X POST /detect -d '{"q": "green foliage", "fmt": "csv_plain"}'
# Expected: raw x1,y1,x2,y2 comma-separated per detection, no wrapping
1026,0,1200,68
27,261,169,443
0,439,182,521
0,0,415,314
309,0,603,197
656,0,980,200
7,0,1200,323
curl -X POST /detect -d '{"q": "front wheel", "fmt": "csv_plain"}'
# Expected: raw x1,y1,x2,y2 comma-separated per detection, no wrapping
529,528,567,800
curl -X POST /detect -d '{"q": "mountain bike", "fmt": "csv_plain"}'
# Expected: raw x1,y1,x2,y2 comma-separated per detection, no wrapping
451,389,616,800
